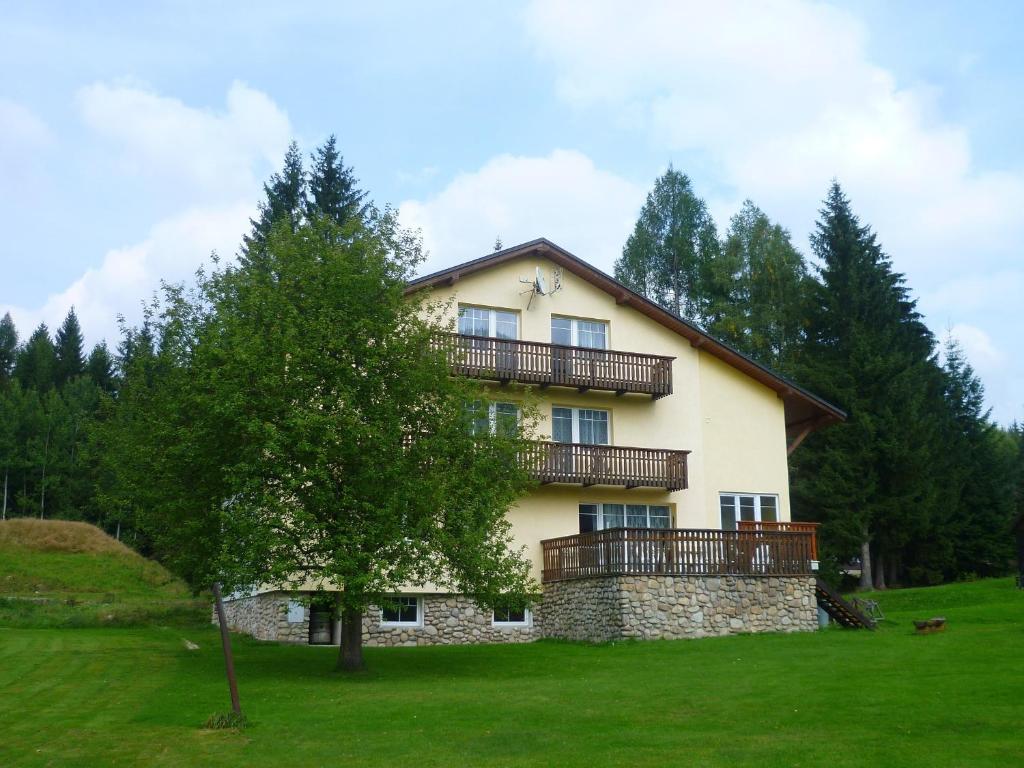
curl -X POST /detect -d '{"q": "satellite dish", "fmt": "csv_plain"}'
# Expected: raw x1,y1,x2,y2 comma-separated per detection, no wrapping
534,266,548,296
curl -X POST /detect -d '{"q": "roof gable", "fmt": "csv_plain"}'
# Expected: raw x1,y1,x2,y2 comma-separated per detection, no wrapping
407,238,846,432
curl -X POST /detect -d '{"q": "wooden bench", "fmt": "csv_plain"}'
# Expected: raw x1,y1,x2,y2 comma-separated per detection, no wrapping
913,617,946,634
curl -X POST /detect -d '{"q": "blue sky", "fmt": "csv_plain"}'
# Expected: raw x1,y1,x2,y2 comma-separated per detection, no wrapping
1,0,1021,423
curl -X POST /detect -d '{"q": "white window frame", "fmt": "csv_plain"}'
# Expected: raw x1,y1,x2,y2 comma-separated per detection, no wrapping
551,315,608,349
458,305,518,339
579,503,673,532
467,401,519,436
551,406,610,445
491,605,532,628
380,596,423,627
718,493,780,531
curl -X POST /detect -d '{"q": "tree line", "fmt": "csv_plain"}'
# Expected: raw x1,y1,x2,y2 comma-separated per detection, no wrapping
1,146,1021,594
615,168,1024,587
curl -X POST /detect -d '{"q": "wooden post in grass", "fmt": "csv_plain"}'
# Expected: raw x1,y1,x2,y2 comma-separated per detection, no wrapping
212,582,242,717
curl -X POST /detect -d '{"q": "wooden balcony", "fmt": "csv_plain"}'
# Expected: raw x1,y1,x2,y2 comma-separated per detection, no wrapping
541,527,817,582
523,442,689,491
738,520,820,560
434,333,673,398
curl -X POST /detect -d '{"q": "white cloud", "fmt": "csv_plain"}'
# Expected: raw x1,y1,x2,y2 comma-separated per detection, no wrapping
524,0,1024,278
949,323,1005,371
77,79,291,203
400,149,644,275
2,82,291,347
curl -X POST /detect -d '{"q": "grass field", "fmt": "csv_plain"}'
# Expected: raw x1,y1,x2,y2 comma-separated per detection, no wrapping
1,521,1022,767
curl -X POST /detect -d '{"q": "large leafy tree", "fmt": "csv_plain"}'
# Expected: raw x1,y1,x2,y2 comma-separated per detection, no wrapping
54,308,86,387
107,213,538,671
615,167,727,324
790,183,939,588
716,201,809,373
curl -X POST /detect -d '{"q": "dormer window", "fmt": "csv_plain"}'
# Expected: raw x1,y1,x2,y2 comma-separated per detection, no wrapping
551,316,607,349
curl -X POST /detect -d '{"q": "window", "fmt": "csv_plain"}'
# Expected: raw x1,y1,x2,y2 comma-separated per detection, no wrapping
552,407,609,445
381,596,421,626
579,503,672,532
492,600,531,627
459,305,518,339
551,316,608,349
465,401,519,436
719,494,779,531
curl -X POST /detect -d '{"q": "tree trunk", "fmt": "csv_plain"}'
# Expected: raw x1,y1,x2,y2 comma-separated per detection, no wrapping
2,468,7,521
338,606,365,672
212,582,242,716
859,537,873,590
873,549,887,590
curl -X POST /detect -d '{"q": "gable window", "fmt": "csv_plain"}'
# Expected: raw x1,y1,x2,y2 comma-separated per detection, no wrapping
551,316,607,349
579,503,672,533
719,494,779,531
466,401,519,436
459,305,518,339
381,596,421,626
552,407,609,445
492,599,531,627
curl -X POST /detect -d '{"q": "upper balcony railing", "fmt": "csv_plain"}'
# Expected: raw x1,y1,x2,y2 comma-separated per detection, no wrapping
433,333,674,398
541,527,817,583
523,442,689,491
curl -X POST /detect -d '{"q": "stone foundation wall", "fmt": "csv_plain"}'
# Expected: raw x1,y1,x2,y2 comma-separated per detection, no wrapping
217,575,817,646
540,575,817,642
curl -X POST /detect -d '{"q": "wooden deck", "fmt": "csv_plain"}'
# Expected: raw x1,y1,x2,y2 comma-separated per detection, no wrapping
434,333,674,397
541,527,818,583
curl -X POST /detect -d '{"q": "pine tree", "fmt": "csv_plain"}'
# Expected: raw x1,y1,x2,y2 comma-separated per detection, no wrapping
243,141,307,258
54,308,86,387
716,201,809,372
306,135,367,228
790,183,940,588
14,324,57,391
0,312,18,383
87,342,117,394
615,167,725,324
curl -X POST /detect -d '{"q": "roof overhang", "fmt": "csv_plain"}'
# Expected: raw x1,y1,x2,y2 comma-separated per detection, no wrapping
407,238,847,434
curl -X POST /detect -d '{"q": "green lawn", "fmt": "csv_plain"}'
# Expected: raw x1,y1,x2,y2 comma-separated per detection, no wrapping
2,577,1022,767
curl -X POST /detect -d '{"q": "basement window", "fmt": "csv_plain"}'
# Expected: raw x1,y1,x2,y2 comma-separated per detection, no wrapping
492,600,531,627
380,596,422,626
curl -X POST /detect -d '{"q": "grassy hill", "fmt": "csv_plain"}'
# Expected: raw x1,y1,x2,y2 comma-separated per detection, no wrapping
0,518,206,628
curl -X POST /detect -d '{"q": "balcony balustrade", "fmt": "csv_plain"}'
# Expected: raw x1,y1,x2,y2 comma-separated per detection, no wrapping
523,442,689,491
434,333,673,398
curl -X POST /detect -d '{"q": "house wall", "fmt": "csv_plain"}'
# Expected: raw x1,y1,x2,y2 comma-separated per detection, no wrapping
419,253,794,580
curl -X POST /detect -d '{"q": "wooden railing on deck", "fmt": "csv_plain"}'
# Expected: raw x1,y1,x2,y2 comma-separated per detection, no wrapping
738,520,819,560
522,443,689,491
541,527,816,583
433,333,674,397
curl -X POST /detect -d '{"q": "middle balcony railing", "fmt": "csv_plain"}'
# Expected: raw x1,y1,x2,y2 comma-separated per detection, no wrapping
522,442,690,491
433,333,674,398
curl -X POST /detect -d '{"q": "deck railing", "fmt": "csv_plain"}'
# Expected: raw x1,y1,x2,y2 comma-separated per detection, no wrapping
541,527,817,582
737,520,820,560
434,333,673,397
523,442,689,491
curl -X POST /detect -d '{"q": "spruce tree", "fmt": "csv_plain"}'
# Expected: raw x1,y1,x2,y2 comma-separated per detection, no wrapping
54,308,86,387
14,324,57,391
790,183,939,588
243,141,307,259
717,201,809,372
87,342,117,394
615,167,726,324
306,135,367,228
0,312,18,383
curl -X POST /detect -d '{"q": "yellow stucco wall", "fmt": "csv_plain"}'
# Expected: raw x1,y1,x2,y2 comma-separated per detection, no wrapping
418,254,793,582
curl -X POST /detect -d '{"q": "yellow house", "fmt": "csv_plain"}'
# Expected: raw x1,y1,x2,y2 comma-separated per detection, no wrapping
222,238,846,645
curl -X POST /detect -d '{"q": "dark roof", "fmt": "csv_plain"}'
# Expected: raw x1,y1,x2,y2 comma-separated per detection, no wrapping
407,238,846,432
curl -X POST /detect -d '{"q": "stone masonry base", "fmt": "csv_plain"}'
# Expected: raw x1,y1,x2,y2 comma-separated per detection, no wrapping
217,575,817,646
